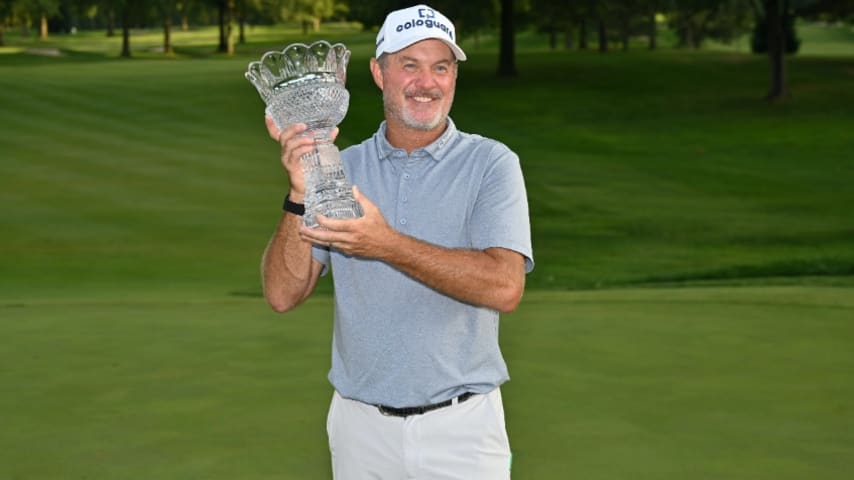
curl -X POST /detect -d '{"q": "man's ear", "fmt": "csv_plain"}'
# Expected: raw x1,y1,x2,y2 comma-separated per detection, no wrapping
369,57,384,91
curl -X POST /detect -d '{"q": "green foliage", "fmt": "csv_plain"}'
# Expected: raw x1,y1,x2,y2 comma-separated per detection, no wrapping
751,8,802,53
669,0,755,48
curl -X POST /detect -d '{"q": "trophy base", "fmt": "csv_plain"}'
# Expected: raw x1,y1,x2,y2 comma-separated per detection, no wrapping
303,184,363,229
302,143,363,229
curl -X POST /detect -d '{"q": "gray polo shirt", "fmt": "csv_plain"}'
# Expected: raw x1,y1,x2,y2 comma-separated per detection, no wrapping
313,118,534,408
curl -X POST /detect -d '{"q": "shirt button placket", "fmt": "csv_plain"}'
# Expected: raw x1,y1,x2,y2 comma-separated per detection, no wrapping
398,170,411,229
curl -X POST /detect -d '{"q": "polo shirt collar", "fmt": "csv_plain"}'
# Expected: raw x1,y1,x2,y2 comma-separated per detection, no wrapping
374,117,459,162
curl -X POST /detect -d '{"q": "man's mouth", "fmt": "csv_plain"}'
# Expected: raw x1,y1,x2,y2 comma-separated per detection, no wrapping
407,91,441,103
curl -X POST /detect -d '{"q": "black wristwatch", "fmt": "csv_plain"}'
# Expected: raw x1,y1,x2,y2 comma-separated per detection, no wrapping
283,193,305,216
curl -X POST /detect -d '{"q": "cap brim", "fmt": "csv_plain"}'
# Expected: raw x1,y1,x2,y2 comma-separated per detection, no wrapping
378,36,467,62
445,40,467,62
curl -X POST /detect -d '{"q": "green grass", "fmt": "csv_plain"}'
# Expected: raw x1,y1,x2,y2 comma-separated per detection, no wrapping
2,287,852,479
1,27,853,296
1,24,853,479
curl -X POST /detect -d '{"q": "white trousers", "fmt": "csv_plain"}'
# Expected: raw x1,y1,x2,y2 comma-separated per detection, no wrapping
326,388,512,480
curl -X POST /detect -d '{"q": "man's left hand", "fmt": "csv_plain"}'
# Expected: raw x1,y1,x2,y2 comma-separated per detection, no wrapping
298,186,397,258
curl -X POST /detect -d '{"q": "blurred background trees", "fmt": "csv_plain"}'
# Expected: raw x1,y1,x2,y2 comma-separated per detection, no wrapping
2,0,850,51
0,0,851,96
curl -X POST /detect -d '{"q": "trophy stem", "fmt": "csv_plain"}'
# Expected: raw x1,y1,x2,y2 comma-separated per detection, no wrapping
301,142,363,228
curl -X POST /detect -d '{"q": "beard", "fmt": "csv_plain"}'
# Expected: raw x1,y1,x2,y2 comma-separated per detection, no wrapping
383,87,451,131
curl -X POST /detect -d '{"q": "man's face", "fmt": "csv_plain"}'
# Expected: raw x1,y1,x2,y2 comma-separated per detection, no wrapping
374,39,458,132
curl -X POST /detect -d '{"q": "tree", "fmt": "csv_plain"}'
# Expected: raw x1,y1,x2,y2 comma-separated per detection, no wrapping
530,0,575,50
156,0,176,54
100,0,117,36
497,0,516,76
800,0,854,21
119,0,131,56
213,0,233,54
176,0,203,31
282,0,345,34
575,0,599,50
595,2,613,52
641,0,672,50
750,2,800,54
669,0,753,48
234,0,264,44
17,0,60,39
348,0,412,30
0,0,12,46
749,0,790,99
431,0,497,50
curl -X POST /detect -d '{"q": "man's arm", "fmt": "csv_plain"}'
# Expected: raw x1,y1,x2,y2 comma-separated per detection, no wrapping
261,206,325,313
379,235,526,313
299,186,526,313
261,118,329,313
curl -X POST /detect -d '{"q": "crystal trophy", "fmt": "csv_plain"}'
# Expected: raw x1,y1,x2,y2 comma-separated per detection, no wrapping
245,40,362,228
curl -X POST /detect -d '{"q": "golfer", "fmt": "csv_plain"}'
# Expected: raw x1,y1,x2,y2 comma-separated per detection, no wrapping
261,4,534,478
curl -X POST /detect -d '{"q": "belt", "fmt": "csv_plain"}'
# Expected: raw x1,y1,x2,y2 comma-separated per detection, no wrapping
377,392,475,418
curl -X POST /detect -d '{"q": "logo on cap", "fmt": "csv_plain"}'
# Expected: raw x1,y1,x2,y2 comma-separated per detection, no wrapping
418,8,435,19
393,7,454,40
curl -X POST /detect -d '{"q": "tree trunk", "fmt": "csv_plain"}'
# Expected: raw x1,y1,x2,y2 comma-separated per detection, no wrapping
497,0,516,77
579,18,587,49
106,10,115,37
648,12,657,50
564,24,574,49
598,20,608,53
218,1,228,53
682,25,692,48
237,4,246,44
0,21,5,46
621,20,629,51
765,0,787,100
40,14,48,40
181,15,189,31
549,28,557,50
121,6,131,57
226,1,234,55
163,15,173,55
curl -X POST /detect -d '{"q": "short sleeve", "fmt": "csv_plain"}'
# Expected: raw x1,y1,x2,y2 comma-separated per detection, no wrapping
469,143,534,273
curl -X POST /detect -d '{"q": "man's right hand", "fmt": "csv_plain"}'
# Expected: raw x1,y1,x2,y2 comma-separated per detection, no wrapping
265,116,339,202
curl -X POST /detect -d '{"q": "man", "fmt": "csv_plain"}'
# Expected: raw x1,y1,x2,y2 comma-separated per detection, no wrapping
261,4,533,479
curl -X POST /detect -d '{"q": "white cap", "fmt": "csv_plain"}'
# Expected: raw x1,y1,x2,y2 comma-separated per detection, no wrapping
375,4,466,61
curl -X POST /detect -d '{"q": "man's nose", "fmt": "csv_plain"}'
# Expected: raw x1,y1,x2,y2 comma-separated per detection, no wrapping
413,69,438,88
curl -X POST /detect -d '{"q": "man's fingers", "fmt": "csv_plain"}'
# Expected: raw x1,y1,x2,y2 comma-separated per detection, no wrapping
265,115,280,140
279,123,308,144
314,215,349,233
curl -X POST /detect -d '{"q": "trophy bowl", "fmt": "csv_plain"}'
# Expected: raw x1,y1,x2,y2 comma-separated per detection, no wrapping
246,41,362,228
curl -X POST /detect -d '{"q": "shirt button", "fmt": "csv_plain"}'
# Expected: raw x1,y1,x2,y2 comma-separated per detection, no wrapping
404,173,410,179
400,219,407,225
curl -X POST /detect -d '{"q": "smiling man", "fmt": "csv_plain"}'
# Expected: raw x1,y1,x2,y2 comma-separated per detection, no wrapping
261,4,533,479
